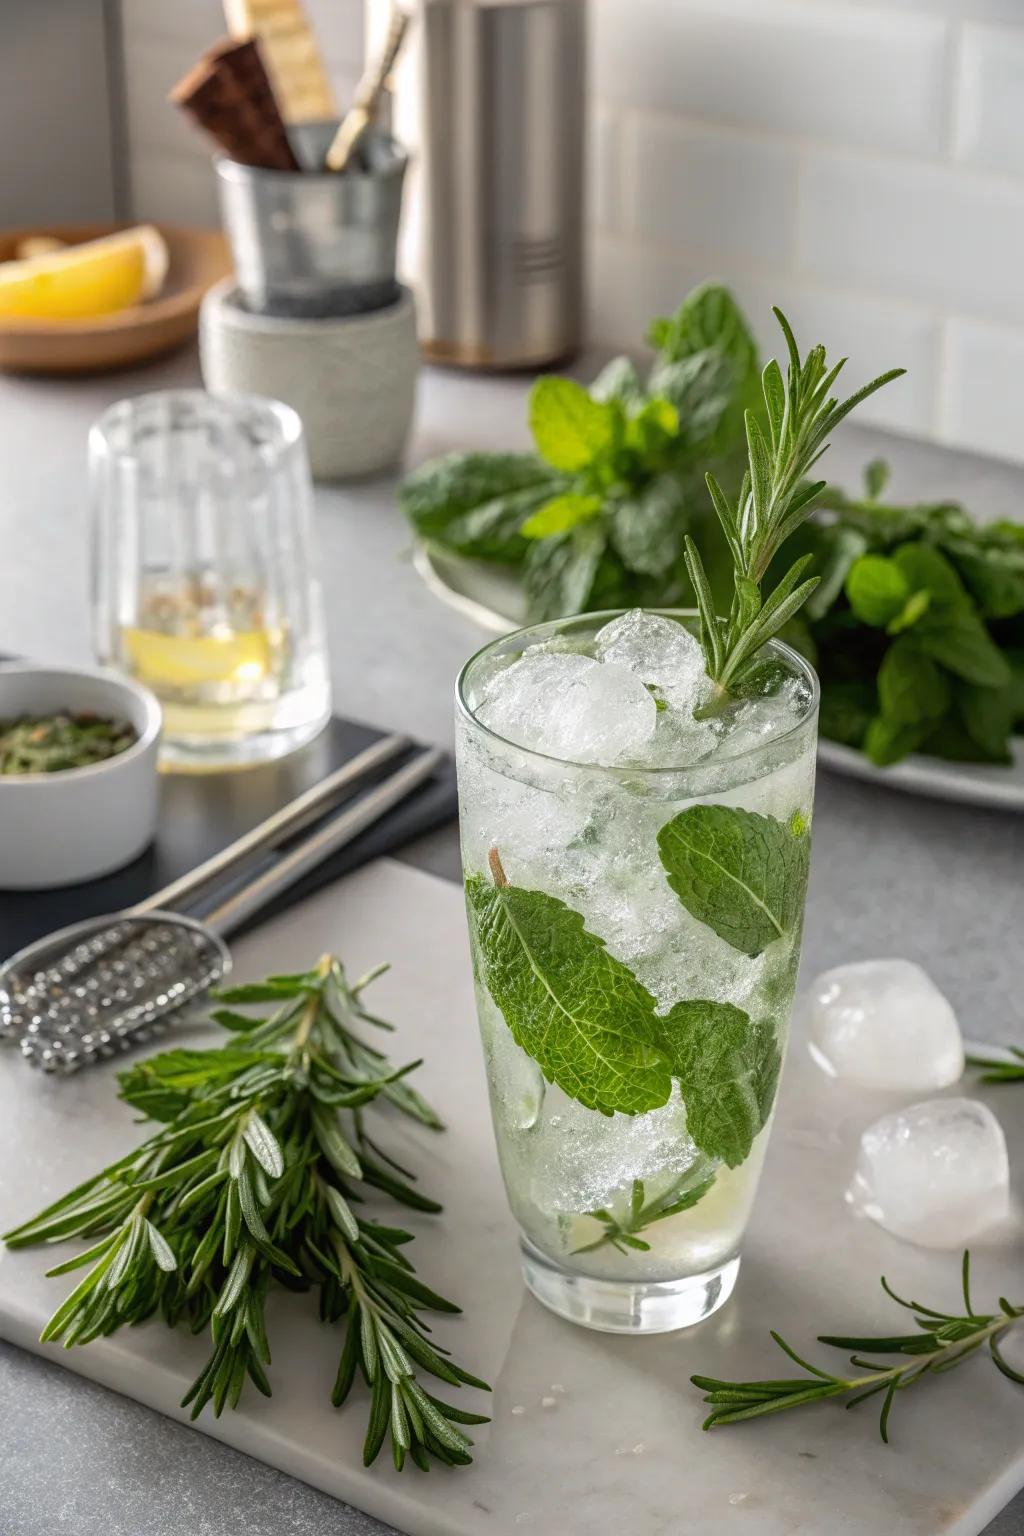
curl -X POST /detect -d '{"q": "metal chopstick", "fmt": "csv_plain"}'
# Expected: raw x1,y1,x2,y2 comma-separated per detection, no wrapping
201,748,446,939
132,733,411,918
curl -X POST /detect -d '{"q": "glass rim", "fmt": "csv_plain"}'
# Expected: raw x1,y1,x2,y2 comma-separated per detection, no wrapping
89,389,305,464
455,608,820,780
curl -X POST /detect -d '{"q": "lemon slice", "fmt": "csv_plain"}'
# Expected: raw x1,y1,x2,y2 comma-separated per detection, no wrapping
0,225,169,321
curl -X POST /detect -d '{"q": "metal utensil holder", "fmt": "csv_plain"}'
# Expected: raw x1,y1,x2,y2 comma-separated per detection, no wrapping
215,124,408,318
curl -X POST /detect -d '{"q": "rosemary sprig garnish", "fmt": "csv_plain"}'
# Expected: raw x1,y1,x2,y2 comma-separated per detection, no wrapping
693,1252,1023,1442
968,1045,1024,1084
686,309,904,712
572,1170,715,1256
3,955,489,1473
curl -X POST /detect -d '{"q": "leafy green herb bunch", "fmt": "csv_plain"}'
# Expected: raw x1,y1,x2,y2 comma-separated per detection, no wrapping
402,283,764,622
4,957,489,1474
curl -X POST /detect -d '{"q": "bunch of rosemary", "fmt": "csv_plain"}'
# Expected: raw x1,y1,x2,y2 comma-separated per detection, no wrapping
3,956,489,1473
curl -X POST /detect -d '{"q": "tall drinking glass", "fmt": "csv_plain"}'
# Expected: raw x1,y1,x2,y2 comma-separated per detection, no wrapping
90,391,330,771
456,611,818,1333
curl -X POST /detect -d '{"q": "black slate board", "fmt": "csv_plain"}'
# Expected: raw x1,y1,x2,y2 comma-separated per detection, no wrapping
0,715,457,961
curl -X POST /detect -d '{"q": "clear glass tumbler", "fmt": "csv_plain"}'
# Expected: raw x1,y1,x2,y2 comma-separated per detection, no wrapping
456,611,819,1334
90,391,331,771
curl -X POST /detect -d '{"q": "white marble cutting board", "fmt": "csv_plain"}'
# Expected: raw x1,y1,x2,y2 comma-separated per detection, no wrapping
1,859,1022,1536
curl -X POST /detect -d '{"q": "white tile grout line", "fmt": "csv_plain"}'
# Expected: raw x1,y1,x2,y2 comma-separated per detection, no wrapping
587,97,1024,195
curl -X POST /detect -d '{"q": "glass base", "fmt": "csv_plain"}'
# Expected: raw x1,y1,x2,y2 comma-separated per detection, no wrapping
520,1238,740,1334
158,710,330,773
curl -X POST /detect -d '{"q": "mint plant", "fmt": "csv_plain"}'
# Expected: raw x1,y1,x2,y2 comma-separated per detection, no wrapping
402,282,759,622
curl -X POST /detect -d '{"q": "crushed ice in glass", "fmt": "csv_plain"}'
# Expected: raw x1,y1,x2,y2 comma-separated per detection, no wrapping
848,1097,1010,1247
475,610,808,769
478,651,656,764
806,959,964,1091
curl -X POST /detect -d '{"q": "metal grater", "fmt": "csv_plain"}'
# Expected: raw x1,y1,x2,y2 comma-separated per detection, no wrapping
0,914,229,1074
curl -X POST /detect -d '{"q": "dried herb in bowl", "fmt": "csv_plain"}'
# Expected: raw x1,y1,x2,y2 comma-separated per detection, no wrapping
0,711,137,775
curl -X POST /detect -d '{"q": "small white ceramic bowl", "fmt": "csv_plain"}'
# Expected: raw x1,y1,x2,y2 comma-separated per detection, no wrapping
0,664,162,890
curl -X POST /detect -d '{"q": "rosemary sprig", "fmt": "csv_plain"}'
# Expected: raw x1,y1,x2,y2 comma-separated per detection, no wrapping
968,1045,1024,1084
693,1252,1024,1442
3,955,489,1473
685,309,904,711
572,1170,715,1256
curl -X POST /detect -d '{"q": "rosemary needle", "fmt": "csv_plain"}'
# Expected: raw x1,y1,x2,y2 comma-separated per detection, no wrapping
693,1251,1024,1442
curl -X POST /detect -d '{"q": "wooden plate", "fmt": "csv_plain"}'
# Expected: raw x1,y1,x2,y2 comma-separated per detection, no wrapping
0,223,232,373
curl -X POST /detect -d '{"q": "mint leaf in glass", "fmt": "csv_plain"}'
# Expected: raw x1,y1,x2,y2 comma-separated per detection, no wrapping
657,804,810,958
465,852,671,1117
654,1001,780,1167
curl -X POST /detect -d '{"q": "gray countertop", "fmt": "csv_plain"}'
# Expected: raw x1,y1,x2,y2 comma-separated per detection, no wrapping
1,345,1022,1536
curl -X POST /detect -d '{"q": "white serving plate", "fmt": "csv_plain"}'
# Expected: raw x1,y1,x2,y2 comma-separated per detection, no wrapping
1,858,1022,1536
414,542,1024,814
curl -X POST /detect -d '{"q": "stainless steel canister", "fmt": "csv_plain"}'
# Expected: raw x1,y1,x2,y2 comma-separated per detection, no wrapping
215,125,408,318
370,0,586,368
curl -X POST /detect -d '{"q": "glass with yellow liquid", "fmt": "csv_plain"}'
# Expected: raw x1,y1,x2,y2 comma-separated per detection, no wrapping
90,392,330,770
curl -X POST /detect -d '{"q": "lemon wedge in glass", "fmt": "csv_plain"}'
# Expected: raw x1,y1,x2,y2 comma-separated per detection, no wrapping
0,226,169,321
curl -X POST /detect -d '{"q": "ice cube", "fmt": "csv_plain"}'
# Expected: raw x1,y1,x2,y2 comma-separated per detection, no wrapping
483,1012,546,1131
848,1097,1010,1247
594,610,708,711
478,650,656,764
806,959,964,1091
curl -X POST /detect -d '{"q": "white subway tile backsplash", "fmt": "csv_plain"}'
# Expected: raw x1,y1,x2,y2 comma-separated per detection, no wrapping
591,0,948,155
114,0,1024,463
955,24,1024,177
588,238,938,435
942,318,1024,463
800,151,1024,326
625,116,797,267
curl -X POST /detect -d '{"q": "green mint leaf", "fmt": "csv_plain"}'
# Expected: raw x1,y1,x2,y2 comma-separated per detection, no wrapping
519,492,603,540
624,395,680,456
432,484,564,562
818,683,875,749
465,864,670,1117
914,610,1011,688
864,458,891,500
400,451,558,544
877,640,951,725
528,377,617,472
803,523,868,621
648,283,761,453
523,522,606,622
864,715,929,767
892,542,970,611
653,1002,780,1167
887,588,932,634
953,680,1015,763
944,535,1024,620
590,355,645,408
646,352,736,453
609,474,689,577
656,805,810,958
845,555,910,628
